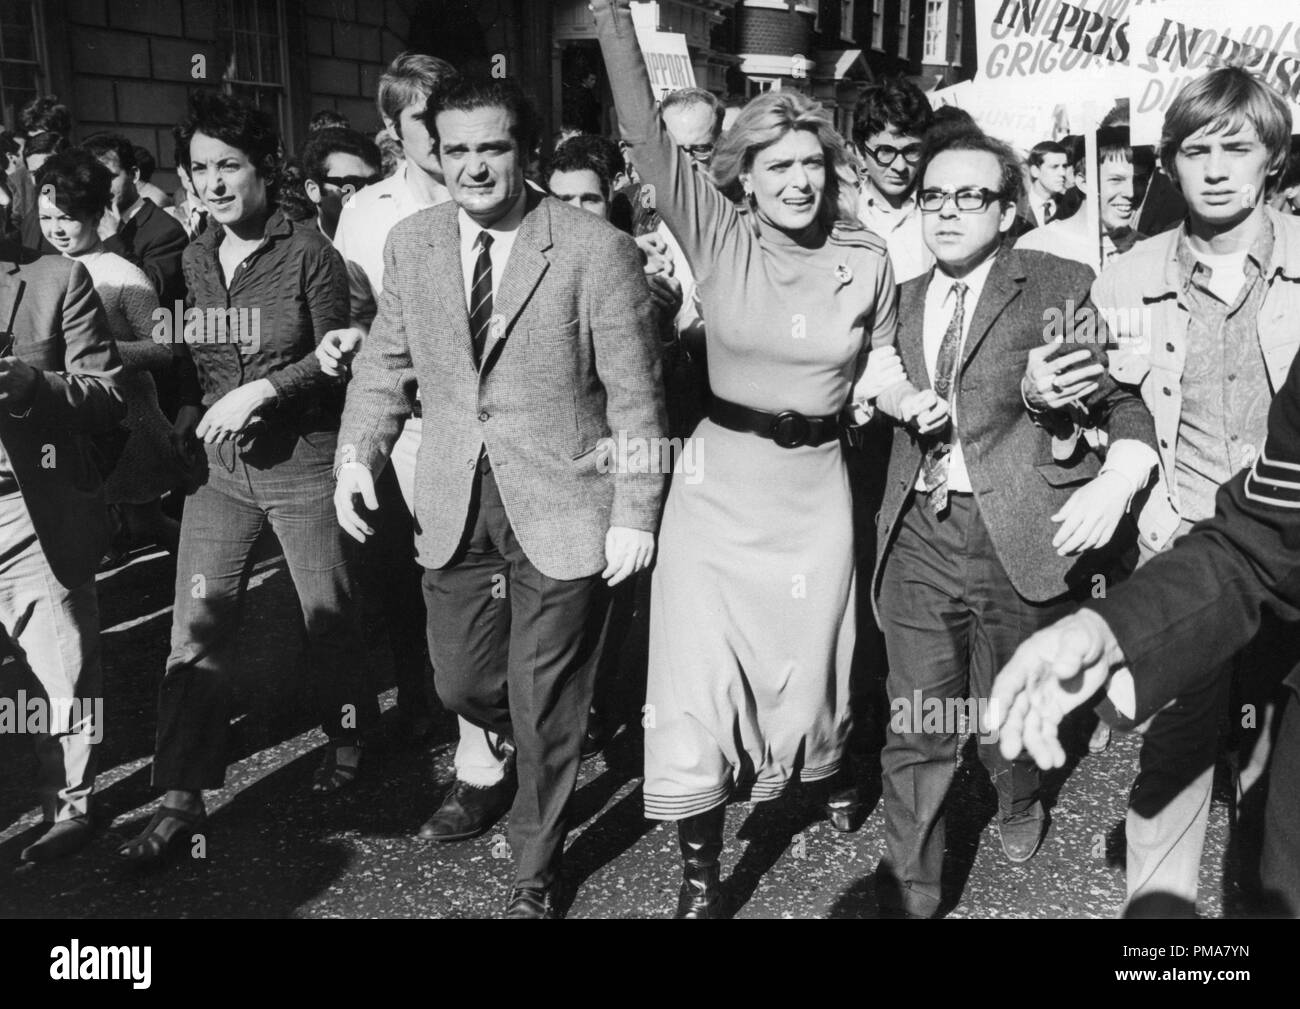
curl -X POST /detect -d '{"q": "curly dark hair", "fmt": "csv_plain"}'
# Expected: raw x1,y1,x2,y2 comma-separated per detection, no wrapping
82,133,137,174
173,90,285,203
547,134,625,196
35,149,115,223
915,128,1025,210
853,77,934,147
298,126,382,184
19,95,72,139
22,130,68,164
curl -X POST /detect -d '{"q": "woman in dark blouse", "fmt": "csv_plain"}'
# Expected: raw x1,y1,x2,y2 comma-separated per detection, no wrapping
119,92,376,866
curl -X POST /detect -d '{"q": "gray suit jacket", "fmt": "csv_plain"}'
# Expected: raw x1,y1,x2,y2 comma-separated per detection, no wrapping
0,241,125,588
873,248,1157,608
337,189,668,580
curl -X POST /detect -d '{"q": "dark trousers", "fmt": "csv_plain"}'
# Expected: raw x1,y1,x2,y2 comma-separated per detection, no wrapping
356,462,431,720
423,461,610,890
877,492,1068,916
155,433,375,790
1263,688,1300,914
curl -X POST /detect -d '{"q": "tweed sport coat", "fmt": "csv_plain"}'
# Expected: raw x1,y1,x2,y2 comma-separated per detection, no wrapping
337,188,668,580
873,247,1158,610
0,241,125,588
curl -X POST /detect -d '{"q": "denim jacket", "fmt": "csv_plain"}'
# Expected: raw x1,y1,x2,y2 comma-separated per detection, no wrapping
1093,207,1300,552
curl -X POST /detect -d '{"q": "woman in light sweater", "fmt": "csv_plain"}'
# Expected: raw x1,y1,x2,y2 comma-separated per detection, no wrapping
593,0,943,918
37,149,185,555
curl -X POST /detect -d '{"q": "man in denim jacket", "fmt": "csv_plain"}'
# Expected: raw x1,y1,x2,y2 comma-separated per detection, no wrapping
1026,67,1300,914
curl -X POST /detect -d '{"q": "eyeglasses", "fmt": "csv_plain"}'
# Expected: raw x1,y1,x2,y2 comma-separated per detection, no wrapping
862,143,923,167
321,174,379,192
918,187,1006,213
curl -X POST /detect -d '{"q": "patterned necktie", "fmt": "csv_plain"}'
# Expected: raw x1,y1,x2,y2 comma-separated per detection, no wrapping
1043,200,1055,224
920,280,967,515
469,231,494,368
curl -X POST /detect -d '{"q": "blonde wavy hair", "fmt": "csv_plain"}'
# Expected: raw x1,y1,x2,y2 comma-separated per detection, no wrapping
709,90,860,231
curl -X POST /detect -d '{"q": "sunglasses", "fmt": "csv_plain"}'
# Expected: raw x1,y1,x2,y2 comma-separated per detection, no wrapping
320,174,379,193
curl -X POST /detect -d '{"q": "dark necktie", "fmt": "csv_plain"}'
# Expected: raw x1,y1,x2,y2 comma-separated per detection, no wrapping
920,280,967,515
469,231,494,368
1043,200,1055,224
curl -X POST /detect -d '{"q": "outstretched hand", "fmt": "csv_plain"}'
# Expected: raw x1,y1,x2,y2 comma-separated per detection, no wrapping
990,609,1125,769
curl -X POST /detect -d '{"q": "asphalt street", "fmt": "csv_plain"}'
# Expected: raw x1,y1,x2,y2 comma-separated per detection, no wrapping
0,545,1254,918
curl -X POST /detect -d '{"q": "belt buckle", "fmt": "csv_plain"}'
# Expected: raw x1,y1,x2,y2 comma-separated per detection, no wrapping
770,410,810,449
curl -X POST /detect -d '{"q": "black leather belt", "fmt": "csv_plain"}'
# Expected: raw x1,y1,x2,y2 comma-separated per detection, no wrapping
708,396,842,449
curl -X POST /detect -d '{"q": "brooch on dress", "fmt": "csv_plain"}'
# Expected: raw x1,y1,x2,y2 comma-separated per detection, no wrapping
834,263,853,286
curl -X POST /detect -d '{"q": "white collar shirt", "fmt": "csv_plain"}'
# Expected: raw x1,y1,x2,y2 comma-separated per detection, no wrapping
458,187,528,309
333,163,450,319
856,184,934,284
915,253,999,493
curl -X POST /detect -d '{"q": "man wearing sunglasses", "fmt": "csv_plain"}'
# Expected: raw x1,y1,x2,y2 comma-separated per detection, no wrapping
870,127,1159,918
853,78,935,284
299,127,382,242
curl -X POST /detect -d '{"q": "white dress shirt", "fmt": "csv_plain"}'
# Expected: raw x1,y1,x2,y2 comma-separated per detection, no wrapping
921,254,1159,502
457,187,528,309
121,196,148,224
333,163,450,323
1030,194,1056,229
856,184,934,284
914,254,999,492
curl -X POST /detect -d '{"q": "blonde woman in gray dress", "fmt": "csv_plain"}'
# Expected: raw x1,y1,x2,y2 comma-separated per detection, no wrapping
594,0,946,918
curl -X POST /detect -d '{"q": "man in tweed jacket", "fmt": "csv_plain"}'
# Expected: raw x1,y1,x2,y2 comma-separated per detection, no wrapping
335,77,667,917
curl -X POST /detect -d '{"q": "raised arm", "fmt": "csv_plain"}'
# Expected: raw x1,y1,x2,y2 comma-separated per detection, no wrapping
591,0,739,279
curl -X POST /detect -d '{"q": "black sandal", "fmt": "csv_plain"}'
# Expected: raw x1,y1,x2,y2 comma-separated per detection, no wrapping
117,805,206,868
311,743,363,795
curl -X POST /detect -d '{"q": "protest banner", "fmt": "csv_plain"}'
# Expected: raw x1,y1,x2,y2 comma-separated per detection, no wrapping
1130,0,1300,144
630,1,697,99
974,0,1138,89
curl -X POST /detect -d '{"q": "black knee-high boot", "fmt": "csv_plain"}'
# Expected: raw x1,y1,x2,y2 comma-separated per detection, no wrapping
676,805,725,919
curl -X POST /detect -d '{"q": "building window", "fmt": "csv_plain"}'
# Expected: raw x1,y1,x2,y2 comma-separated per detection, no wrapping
951,0,963,67
923,0,947,64
222,0,292,146
872,0,883,50
840,0,855,43
747,77,778,97
898,0,910,58
0,0,45,132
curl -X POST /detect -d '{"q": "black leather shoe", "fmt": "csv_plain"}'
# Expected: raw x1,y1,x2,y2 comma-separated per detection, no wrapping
997,802,1047,864
825,782,867,833
506,886,558,919
417,772,515,842
675,807,726,919
581,707,628,761
20,817,94,863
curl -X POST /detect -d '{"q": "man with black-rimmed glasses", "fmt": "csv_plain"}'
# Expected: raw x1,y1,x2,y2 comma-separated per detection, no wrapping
870,127,1159,918
853,78,935,284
